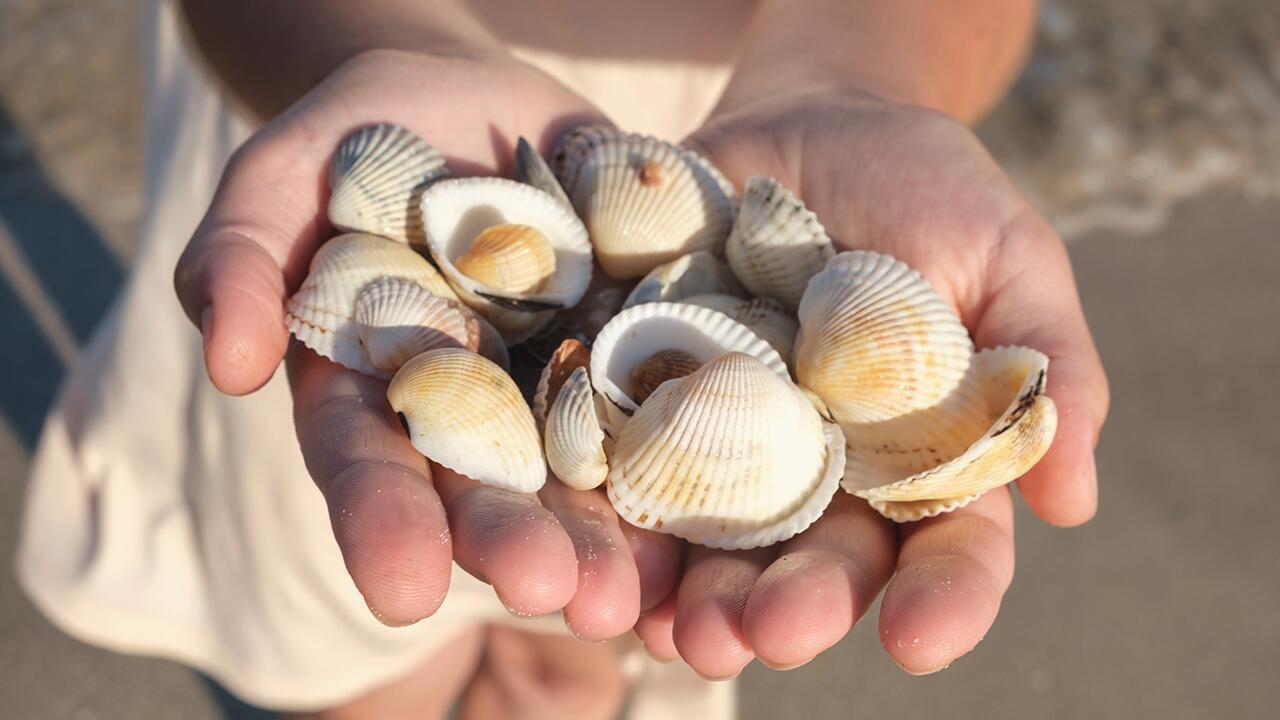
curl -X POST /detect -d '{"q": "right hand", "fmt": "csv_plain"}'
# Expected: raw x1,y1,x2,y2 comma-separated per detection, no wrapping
174,49,681,632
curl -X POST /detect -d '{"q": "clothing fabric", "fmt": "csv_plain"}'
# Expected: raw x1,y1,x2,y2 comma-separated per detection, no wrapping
17,0,734,714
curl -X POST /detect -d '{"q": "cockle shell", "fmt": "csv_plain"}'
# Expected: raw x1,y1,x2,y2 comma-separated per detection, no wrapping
514,136,572,207
544,367,610,490
420,177,593,343
843,346,1058,521
622,251,746,309
286,233,459,377
682,293,800,367
454,223,557,295
607,352,845,549
725,176,835,310
387,348,545,493
328,124,450,243
629,349,703,404
554,125,737,280
532,338,592,429
795,251,974,426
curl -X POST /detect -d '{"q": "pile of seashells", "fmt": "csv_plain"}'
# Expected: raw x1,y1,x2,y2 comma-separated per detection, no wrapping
285,123,1057,550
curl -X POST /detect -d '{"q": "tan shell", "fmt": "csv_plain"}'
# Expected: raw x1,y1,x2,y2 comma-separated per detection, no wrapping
622,251,746,309
725,176,834,310
387,348,545,493
554,125,737,279
629,349,703,404
532,338,592,429
682,294,800,367
607,352,845,549
328,124,449,243
544,367,610,490
514,136,572,207
285,233,459,377
454,223,557,295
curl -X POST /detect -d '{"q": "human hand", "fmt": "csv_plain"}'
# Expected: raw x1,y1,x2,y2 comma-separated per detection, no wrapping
629,92,1109,676
174,49,681,633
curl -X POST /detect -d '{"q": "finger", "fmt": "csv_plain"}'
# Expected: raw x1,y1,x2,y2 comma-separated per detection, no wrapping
972,213,1110,526
287,344,453,625
537,482,641,640
432,468,578,618
619,519,683,613
742,495,897,669
672,546,777,679
878,489,1016,675
634,592,680,662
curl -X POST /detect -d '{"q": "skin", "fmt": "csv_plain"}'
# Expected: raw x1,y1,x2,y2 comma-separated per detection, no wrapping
174,0,1109,710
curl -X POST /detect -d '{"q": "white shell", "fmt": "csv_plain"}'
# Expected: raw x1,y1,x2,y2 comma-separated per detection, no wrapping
286,233,459,377
682,293,800,367
725,176,835,310
554,125,737,280
607,352,845,549
622,251,746,309
846,346,1058,522
354,278,473,378
514,136,572,207
544,367,609,490
387,348,545,493
328,124,449,243
532,338,592,430
420,177,593,343
795,251,974,426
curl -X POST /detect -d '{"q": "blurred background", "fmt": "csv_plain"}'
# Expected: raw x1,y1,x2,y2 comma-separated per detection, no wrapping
1,0,1276,717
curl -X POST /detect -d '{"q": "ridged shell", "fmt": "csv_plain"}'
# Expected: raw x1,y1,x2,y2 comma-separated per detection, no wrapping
725,176,835,310
285,234,459,377
454,224,557,295
622,251,746,309
629,349,703,404
607,352,845,549
328,124,450,243
354,279,472,377
545,367,609,490
554,125,737,280
845,346,1058,522
387,348,545,493
795,251,974,426
514,136,572,207
532,338,592,429
420,177,593,343
682,293,799,367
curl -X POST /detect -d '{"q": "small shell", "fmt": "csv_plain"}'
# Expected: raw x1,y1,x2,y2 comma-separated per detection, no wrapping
454,224,557,295
725,176,835,310
286,233,459,377
629,349,703,404
387,348,545,493
354,279,473,377
554,125,737,280
795,251,974,426
607,352,845,549
622,251,746,309
545,367,609,490
514,136,572,207
682,294,799,367
532,338,592,429
420,177,593,343
328,124,450,243
845,346,1058,522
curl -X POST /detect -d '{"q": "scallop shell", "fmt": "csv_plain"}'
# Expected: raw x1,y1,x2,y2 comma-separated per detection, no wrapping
795,251,974,427
285,233,459,376
554,125,737,280
682,293,799,367
622,251,746,309
420,177,593,343
532,338,592,429
725,176,835,310
387,348,545,493
545,367,610,490
845,346,1058,522
328,124,450,243
607,352,845,549
514,136,572,207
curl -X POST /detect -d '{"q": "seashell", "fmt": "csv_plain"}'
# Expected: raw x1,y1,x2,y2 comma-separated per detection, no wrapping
454,223,557,295
843,346,1058,522
725,176,835,310
420,177,593,343
544,367,609,490
590,302,790,428
795,251,974,427
629,349,703,404
554,125,737,280
622,251,746,309
532,338,592,429
682,293,800,367
387,347,545,493
354,279,473,376
286,233,459,377
328,124,450,243
607,352,845,549
514,136,572,207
